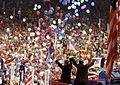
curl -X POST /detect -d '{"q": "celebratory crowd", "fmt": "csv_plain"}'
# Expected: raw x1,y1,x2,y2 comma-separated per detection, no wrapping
0,16,108,85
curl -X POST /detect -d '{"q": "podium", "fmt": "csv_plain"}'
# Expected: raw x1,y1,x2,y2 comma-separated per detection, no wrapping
99,70,120,85
111,70,120,84
51,79,106,85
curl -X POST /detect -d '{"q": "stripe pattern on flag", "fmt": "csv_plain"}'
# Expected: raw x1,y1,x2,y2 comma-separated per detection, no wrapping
106,0,120,80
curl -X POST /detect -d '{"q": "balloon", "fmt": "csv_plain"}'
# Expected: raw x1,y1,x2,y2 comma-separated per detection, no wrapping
60,13,63,18
62,1,67,5
75,9,79,13
48,10,53,15
81,4,87,10
42,22,46,27
56,12,60,17
40,18,44,22
71,4,76,9
44,10,48,15
36,11,40,16
72,15,76,19
85,0,89,2
50,18,53,23
57,6,61,10
50,7,54,11
91,2,95,6
64,17,68,21
45,16,49,21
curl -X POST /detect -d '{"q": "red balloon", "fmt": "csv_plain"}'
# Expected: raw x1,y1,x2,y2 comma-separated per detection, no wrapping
56,12,60,17
42,22,46,27
40,18,44,22
72,15,76,19
60,13,63,18
48,10,51,15
57,6,60,10
36,11,40,16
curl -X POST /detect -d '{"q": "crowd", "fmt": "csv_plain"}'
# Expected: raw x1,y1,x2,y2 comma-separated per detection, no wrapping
0,15,108,84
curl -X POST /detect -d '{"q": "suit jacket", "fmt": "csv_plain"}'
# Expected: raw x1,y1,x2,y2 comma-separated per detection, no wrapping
55,59,72,84
71,58,94,85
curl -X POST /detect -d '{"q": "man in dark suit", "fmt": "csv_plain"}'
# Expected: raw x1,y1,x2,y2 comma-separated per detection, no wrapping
55,58,72,84
70,58,95,85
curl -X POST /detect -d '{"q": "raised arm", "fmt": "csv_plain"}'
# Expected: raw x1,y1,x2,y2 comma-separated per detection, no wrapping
85,60,95,68
70,58,79,68
55,60,63,69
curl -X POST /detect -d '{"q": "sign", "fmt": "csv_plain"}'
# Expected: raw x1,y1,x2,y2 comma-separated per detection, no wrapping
92,58,102,68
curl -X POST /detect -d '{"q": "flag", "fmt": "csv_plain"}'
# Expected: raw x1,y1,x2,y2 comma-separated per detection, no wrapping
106,0,119,80
45,42,54,64
26,67,34,85
4,57,16,66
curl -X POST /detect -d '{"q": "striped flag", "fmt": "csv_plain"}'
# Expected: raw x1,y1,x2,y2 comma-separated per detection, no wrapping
4,57,16,66
106,0,119,80
26,67,34,85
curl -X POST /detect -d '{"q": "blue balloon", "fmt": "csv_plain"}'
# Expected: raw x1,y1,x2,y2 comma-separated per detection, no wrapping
75,9,79,13
50,18,53,23
91,2,95,6
64,17,68,21
67,0,70,4
71,0,74,3
62,1,67,5
44,10,48,15
59,0,62,3
49,10,53,14
45,16,49,21
85,0,89,2
50,7,54,11
71,4,77,9
65,13,70,18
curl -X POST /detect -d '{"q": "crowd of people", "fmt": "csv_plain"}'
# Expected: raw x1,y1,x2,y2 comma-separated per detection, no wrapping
0,15,108,84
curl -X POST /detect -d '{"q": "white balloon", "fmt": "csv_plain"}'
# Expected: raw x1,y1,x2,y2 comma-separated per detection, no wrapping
28,28,32,31
68,6,71,10
10,15,13,19
86,9,90,13
33,7,37,11
81,0,84,3
89,28,92,32
34,4,38,8
78,23,81,26
53,20,56,24
58,19,62,24
37,5,41,9
23,18,26,22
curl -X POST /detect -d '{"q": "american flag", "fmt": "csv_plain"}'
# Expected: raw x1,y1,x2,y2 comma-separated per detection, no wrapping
106,0,119,80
